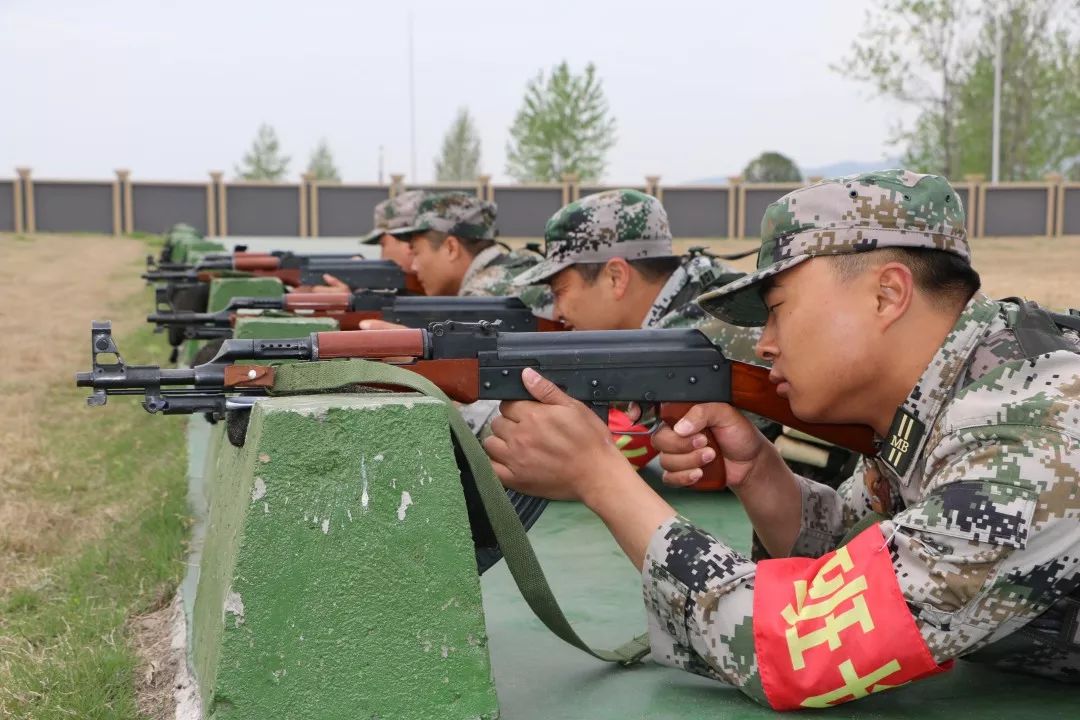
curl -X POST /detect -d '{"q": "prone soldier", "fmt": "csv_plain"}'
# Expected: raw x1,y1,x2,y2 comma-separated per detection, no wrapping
481,170,1080,708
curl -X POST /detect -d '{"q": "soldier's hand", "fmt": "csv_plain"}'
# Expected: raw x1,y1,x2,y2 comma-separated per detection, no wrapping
358,319,407,330
483,368,633,503
307,274,352,293
653,402,773,489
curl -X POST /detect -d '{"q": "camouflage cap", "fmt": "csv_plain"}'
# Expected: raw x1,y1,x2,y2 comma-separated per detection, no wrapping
393,191,497,241
360,190,428,244
513,189,675,286
697,169,969,327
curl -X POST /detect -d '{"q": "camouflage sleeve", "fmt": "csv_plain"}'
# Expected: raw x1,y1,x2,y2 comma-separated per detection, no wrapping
641,429,1080,706
642,516,769,703
789,461,876,558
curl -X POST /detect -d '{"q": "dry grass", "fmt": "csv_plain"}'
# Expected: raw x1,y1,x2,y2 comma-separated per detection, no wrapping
0,233,147,592
0,232,187,718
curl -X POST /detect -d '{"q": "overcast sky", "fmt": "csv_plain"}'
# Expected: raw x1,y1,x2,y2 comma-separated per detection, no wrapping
1,0,915,184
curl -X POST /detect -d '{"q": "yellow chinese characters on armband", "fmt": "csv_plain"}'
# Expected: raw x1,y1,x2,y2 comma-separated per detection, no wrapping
753,525,951,710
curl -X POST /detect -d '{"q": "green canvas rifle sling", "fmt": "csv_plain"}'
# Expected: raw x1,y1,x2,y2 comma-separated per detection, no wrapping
270,359,651,666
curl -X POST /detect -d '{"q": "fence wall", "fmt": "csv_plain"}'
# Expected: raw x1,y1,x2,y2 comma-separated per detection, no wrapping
0,180,15,232
3,169,1077,240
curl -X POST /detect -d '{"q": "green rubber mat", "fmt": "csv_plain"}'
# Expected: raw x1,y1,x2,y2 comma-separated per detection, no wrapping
481,478,1078,719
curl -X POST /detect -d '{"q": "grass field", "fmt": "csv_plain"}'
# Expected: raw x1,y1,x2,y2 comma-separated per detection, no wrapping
0,232,1076,718
0,234,187,718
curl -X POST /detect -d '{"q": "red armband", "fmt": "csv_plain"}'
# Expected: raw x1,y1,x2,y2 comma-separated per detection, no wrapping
609,408,658,470
753,524,951,710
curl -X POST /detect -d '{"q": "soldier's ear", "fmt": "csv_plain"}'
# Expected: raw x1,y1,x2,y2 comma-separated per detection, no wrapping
876,261,915,329
606,258,632,299
444,235,463,261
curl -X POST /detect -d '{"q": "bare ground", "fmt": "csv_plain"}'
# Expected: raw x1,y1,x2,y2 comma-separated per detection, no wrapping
0,233,148,594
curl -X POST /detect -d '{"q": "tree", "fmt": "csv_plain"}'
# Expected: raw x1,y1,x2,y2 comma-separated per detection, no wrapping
434,108,482,181
742,152,803,183
833,0,969,179
307,138,341,182
505,62,617,183
836,0,1080,180
235,123,290,181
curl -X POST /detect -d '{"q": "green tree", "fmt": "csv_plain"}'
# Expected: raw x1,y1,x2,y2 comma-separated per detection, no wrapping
505,62,617,182
837,0,1080,180
235,123,290,181
742,152,803,182
307,138,341,182
833,0,969,179
434,108,482,181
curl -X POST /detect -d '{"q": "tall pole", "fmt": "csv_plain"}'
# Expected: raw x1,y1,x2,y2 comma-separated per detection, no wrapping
991,13,1002,183
378,145,385,184
408,12,417,183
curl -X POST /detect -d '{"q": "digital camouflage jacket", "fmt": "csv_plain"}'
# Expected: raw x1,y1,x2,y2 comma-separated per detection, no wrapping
642,296,1080,708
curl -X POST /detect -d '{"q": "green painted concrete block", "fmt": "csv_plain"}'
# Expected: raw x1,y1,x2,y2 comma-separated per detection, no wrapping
193,393,498,720
233,316,339,339
206,278,285,313
173,240,227,265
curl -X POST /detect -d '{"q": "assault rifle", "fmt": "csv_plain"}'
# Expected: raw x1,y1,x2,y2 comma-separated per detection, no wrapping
77,320,878,490
147,250,361,273
147,293,564,341
143,256,424,295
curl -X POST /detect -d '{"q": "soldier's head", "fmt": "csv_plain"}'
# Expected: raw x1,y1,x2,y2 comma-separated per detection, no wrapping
395,192,498,295
697,170,979,425
360,190,427,270
514,189,680,330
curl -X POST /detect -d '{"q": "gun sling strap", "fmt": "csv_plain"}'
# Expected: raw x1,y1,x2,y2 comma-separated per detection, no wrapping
270,359,651,666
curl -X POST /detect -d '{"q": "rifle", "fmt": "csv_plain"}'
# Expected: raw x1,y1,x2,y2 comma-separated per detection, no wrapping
148,292,564,341
77,320,878,490
143,256,424,295
147,250,362,273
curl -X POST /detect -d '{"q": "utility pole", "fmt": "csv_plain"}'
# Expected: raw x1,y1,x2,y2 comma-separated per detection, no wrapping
991,13,1003,183
378,145,385,184
408,12,417,182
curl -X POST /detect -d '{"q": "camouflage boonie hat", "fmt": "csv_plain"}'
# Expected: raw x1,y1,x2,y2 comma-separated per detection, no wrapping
394,191,497,241
360,190,427,244
697,169,969,327
513,189,675,285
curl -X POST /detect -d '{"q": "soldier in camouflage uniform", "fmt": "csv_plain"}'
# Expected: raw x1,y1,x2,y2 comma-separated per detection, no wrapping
389,191,552,314
514,188,760,368
359,189,427,270
481,170,1080,709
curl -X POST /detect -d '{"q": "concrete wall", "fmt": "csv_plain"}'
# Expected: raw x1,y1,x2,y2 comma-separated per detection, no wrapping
132,183,211,235
1061,186,1080,236
313,185,388,237
491,185,565,237
660,187,730,238
224,184,302,236
0,180,14,232
8,171,1075,239
33,181,117,234
981,185,1052,237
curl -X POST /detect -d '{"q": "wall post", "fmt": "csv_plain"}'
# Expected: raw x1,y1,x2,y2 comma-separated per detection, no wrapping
12,167,24,234
210,171,226,237
1046,173,1064,238
966,173,986,239
16,167,34,233
728,175,742,239
389,174,405,199
645,175,661,200
299,172,312,238
115,168,133,234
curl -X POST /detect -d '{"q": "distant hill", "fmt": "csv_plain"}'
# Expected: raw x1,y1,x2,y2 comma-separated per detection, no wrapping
688,157,902,185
